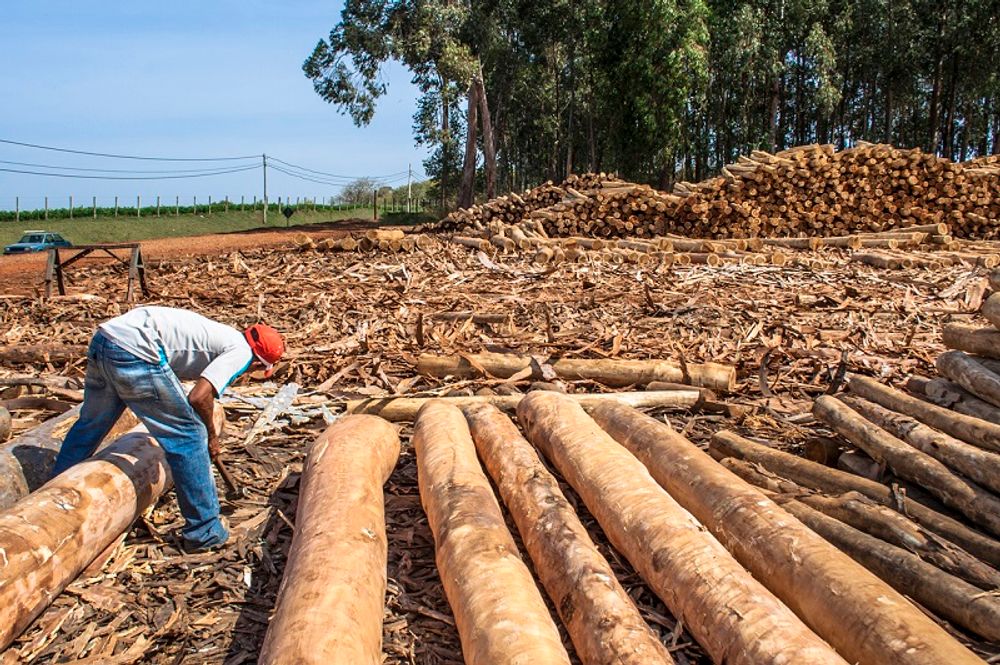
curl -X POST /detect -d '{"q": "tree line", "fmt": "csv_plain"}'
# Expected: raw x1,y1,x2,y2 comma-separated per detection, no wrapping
304,0,1000,208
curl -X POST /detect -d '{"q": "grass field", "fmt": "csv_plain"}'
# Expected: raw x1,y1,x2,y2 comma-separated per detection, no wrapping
0,207,434,246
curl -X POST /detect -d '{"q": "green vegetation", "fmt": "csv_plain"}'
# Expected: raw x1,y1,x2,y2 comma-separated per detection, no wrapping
305,0,1000,200
0,207,374,246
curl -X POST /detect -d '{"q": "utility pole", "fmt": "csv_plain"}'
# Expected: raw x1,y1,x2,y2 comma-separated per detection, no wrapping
262,153,269,225
407,163,412,213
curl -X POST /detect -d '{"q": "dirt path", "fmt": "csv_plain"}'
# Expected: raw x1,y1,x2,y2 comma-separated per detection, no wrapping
0,218,391,294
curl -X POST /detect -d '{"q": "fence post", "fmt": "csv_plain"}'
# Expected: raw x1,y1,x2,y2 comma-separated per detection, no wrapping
208,195,212,215
44,196,48,221
175,195,179,216
69,195,73,220
156,195,161,217
93,196,97,219
224,197,229,213
241,195,244,211
15,197,18,223
137,195,141,218
193,195,197,215
114,196,119,217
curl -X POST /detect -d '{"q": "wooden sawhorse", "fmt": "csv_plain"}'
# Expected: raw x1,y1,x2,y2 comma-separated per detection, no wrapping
44,243,149,301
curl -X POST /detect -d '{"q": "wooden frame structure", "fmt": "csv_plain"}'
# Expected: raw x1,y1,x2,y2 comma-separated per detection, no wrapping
44,244,149,301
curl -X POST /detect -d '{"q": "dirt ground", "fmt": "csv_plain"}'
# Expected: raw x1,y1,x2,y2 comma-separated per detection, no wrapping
0,219,385,294
0,235,998,663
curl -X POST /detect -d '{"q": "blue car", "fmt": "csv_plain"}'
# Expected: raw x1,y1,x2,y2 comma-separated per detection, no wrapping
3,231,73,255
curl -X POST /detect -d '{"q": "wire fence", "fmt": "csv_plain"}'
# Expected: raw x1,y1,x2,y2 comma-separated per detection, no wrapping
0,195,428,223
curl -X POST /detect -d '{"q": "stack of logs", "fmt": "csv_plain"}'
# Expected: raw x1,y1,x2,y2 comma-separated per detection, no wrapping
260,391,986,664
293,229,433,254
433,143,1000,242
435,173,610,232
453,219,1000,270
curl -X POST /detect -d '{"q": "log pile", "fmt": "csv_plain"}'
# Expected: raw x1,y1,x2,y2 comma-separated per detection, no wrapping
292,229,434,254
432,143,1000,242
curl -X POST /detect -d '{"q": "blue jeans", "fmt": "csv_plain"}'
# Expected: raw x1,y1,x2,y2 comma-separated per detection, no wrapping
51,331,228,548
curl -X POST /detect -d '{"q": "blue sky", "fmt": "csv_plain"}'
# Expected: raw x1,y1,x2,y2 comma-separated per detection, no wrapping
0,1,428,210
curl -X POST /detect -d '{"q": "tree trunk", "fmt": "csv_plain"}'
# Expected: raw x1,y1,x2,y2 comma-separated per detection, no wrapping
413,401,570,665
589,402,971,665
0,428,171,651
260,416,400,665
465,403,673,665
710,429,1000,568
475,71,496,200
457,80,479,210
813,395,1000,537
440,79,450,210
775,495,1000,643
516,392,847,665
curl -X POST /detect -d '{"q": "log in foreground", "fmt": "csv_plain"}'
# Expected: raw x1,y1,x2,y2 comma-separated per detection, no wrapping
814,395,1000,537
464,403,674,665
260,415,401,665
413,401,570,665
516,392,847,665
0,428,171,650
847,373,1000,453
0,405,139,510
347,389,700,421
590,402,977,665
936,350,1000,407
773,495,1000,643
416,351,737,392
842,395,1000,495
709,430,1000,568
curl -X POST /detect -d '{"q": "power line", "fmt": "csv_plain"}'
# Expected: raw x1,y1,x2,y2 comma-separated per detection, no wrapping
268,156,408,181
0,138,259,162
0,158,259,175
267,164,351,187
0,164,261,180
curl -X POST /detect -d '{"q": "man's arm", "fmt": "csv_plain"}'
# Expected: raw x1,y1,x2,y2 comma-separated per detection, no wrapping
188,378,220,457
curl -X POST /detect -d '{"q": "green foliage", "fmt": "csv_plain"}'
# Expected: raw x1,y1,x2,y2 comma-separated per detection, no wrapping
307,0,1000,197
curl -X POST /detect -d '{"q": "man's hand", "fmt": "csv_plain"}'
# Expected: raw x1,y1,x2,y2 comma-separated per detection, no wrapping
207,435,220,459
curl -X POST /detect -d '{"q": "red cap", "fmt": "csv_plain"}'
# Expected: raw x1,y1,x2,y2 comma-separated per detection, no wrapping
244,323,285,377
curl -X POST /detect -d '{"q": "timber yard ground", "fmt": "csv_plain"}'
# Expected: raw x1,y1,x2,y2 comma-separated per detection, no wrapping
0,223,998,663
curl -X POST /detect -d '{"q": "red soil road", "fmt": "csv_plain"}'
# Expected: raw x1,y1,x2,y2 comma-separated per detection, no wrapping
0,219,394,295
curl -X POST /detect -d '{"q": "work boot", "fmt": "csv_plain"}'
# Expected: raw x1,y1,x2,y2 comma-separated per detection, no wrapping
182,516,230,553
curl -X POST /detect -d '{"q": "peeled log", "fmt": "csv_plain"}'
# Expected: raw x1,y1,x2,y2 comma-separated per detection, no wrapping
773,496,1000,644
346,389,700,421
722,459,1000,591
842,395,1000,495
0,428,171,650
412,401,570,665
0,407,9,442
0,344,86,366
0,406,138,510
981,292,1000,329
464,404,673,665
709,430,1000,568
260,416,400,665
516,392,846,665
941,323,1000,359
936,350,1000,407
416,352,736,392
848,373,1000,453
590,402,972,665
813,395,1000,537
